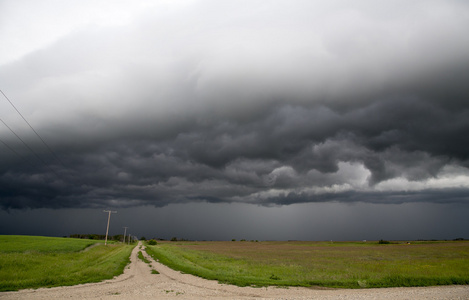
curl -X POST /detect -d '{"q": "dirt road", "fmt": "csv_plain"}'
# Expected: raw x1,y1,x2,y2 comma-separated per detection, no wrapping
1,242,468,299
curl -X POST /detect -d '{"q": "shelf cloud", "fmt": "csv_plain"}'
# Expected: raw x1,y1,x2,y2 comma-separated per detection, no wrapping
1,0,469,211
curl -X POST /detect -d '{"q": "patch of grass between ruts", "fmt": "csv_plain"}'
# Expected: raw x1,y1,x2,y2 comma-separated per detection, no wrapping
138,250,151,264
138,249,160,274
145,241,469,288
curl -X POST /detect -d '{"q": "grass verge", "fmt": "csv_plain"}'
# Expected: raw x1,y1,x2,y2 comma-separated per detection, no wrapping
0,235,100,253
0,235,134,291
145,240,469,288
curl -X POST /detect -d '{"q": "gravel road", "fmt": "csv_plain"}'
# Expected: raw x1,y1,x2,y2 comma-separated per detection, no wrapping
1,242,468,300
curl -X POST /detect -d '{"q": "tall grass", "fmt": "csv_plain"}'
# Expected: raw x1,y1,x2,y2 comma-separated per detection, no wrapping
0,235,99,253
0,235,134,291
145,241,469,288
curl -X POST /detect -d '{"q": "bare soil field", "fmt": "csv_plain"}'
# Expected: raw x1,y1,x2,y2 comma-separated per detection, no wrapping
1,242,468,300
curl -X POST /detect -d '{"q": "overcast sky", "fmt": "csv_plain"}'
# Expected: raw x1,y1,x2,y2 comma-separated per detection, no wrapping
1,0,469,240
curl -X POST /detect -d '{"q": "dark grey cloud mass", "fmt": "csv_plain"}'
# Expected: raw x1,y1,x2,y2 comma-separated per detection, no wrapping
1,0,469,216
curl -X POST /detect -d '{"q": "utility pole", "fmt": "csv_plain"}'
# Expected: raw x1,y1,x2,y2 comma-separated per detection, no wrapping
103,210,117,246
123,227,128,243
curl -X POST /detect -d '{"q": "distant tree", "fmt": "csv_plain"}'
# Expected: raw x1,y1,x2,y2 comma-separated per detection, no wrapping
140,236,147,241
147,239,157,245
89,234,99,240
171,237,178,241
112,234,123,241
70,234,107,240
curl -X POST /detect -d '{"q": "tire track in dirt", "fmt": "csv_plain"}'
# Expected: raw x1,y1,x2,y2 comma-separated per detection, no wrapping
1,241,468,299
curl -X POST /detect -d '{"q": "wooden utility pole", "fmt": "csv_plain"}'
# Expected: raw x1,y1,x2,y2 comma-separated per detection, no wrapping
103,210,117,245
123,227,128,243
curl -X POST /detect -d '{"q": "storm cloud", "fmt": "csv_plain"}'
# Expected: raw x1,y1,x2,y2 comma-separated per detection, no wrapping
1,0,469,211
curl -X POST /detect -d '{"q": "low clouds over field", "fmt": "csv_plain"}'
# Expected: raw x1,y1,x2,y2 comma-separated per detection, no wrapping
1,0,469,215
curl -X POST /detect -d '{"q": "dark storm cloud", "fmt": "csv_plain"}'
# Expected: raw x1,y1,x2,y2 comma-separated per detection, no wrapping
1,0,469,210
2,97,469,210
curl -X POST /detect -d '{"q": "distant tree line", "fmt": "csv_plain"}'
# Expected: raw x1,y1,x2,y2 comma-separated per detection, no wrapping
69,234,125,241
170,237,191,241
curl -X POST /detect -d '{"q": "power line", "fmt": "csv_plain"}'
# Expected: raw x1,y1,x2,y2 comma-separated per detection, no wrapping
1,118,60,178
0,137,23,158
0,89,66,168
1,119,48,165
0,137,40,171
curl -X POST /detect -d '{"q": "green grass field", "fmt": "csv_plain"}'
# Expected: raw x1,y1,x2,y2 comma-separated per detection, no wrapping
145,240,469,288
0,235,134,291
